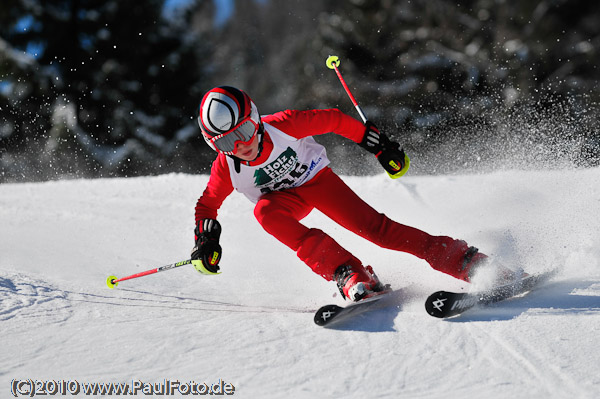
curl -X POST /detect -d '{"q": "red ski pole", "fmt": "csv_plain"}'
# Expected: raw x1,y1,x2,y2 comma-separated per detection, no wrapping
326,54,411,179
106,259,192,288
326,55,368,123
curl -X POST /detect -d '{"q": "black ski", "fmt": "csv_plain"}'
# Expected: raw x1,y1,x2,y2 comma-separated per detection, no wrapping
425,269,558,318
314,289,396,327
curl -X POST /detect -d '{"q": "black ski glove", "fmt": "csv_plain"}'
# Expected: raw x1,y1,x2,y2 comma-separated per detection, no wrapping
359,121,410,178
191,219,222,275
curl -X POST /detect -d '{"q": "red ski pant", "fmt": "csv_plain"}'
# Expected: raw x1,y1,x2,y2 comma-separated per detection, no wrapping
254,167,467,281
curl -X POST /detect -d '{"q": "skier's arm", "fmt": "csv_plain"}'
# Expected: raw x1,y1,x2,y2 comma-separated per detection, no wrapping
263,108,365,142
191,156,233,274
194,155,234,222
265,109,409,178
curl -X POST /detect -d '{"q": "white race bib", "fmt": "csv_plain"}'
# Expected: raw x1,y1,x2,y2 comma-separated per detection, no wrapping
226,123,330,203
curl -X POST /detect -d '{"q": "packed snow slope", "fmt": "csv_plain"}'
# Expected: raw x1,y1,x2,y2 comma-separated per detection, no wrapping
2,168,600,398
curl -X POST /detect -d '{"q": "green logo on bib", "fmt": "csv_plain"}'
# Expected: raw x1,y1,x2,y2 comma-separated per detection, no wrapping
253,147,298,187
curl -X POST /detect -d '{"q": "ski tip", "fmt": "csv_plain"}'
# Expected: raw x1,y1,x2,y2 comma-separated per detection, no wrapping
425,291,453,318
314,304,342,326
106,275,118,289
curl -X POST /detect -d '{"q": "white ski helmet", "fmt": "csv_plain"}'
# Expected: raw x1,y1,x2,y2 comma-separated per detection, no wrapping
197,86,261,155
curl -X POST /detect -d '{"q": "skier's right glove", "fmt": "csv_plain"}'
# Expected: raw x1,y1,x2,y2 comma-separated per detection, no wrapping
359,121,410,179
191,219,222,275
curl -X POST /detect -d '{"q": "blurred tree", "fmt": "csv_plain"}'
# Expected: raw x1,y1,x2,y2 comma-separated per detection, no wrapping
1,0,211,181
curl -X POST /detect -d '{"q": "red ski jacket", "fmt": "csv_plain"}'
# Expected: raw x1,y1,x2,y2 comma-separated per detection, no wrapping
194,108,365,222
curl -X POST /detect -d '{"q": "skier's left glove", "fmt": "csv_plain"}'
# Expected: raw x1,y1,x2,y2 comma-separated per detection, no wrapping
359,121,410,179
191,219,222,275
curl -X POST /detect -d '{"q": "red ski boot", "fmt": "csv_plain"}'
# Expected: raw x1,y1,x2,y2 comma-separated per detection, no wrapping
334,263,386,301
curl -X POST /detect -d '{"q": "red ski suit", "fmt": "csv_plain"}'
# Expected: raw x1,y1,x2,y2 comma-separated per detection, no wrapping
195,109,474,282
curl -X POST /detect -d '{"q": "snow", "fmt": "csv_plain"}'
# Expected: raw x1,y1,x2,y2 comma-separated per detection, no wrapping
1,168,599,398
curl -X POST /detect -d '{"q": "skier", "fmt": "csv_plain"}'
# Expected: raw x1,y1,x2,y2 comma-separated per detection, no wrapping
191,86,489,301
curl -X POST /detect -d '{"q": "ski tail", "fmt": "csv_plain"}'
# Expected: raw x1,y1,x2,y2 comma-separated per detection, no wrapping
425,268,559,318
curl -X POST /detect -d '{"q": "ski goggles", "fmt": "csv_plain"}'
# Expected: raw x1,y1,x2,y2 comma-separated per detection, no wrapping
208,115,260,155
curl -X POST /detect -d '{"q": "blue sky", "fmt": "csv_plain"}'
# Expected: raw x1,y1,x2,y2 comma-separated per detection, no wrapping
163,0,235,26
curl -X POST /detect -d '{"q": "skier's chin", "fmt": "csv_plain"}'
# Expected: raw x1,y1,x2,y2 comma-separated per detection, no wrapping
237,148,257,161
236,141,259,160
